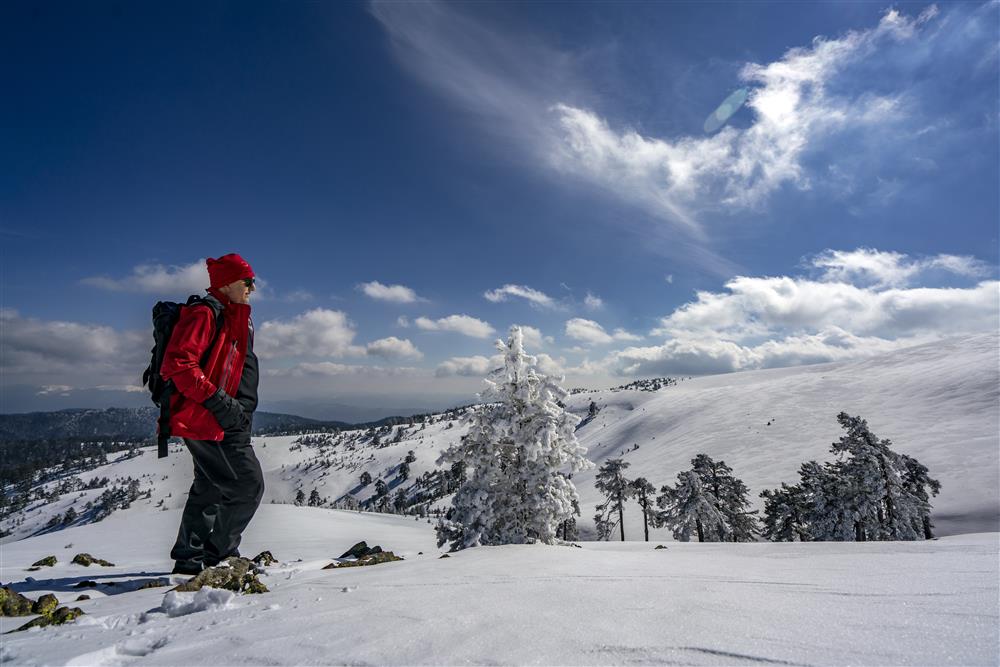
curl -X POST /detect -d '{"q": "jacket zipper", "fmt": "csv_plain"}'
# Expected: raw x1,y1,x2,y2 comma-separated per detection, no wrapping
218,340,238,393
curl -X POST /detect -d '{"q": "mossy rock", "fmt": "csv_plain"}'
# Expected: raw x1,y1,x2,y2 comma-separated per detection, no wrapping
31,594,59,616
9,606,84,633
173,557,268,595
137,578,170,590
326,551,404,569
31,556,57,567
71,553,115,567
0,587,35,616
252,551,277,566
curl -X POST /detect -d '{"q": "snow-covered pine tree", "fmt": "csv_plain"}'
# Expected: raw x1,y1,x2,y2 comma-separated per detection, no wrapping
630,477,656,542
899,453,941,539
759,482,809,541
657,470,726,542
690,454,759,541
594,458,633,541
797,460,855,541
830,412,924,541
436,326,593,550
308,488,322,507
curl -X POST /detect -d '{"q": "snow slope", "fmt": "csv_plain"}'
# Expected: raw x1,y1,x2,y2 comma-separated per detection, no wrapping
0,507,997,666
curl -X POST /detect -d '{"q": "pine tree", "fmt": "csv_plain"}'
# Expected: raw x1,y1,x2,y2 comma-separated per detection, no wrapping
899,454,941,539
360,471,372,486
657,471,726,542
630,477,656,542
308,488,322,507
294,489,306,506
375,479,388,498
690,454,758,541
436,326,593,550
830,412,923,541
594,459,633,541
760,483,809,541
398,460,411,481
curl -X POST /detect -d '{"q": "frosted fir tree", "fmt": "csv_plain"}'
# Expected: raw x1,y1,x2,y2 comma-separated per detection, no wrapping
594,459,633,541
630,477,657,542
657,470,726,542
899,453,941,539
796,459,856,541
830,412,924,541
759,482,809,542
436,326,593,551
690,454,759,542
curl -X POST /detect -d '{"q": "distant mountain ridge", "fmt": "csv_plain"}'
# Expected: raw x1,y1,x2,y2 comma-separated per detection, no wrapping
0,407,354,442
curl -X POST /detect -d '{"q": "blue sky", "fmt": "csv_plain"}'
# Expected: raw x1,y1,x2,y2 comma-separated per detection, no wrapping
2,1,997,419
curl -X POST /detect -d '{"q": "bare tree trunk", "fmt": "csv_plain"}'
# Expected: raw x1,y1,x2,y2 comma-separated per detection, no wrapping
696,518,704,543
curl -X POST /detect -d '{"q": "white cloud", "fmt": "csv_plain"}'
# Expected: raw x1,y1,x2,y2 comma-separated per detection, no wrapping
285,289,315,303
812,248,993,288
415,314,495,338
665,274,674,284
365,336,423,360
565,318,642,345
36,385,73,396
483,284,557,309
435,355,495,378
606,247,999,376
397,316,410,328
0,309,147,376
267,363,420,378
514,324,553,350
357,281,424,304
584,292,604,311
81,260,209,294
255,309,363,359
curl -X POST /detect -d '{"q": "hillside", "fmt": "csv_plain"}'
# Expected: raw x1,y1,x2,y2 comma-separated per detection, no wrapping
2,332,996,545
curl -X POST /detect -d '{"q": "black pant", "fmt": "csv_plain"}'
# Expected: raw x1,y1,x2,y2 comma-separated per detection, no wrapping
170,437,264,566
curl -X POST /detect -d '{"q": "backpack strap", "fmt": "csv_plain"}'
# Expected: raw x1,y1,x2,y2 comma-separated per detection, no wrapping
156,295,226,458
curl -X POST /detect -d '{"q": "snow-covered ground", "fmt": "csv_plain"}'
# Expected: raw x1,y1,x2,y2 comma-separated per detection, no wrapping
1,506,997,666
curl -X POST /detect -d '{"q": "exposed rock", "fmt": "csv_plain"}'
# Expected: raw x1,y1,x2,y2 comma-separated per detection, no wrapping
31,556,57,567
252,551,277,566
654,545,668,550
73,581,98,588
173,557,268,595
438,554,450,559
137,578,170,590
31,594,59,616
0,587,35,616
71,553,115,567
324,551,404,569
9,606,85,633
75,595,91,601
339,541,371,559
25,567,40,572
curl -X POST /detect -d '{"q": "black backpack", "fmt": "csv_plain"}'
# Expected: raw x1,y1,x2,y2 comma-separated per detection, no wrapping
142,295,224,458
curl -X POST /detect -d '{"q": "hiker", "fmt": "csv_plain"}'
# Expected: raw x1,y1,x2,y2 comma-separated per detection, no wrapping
161,253,263,575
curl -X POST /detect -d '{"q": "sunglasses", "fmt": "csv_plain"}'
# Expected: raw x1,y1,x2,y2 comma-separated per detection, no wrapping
243,278,255,288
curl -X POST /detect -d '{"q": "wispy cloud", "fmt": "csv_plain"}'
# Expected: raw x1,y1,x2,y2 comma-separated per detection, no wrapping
565,318,641,345
81,260,209,294
483,284,557,309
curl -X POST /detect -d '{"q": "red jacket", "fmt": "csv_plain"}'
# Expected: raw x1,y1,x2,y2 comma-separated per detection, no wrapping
160,290,252,441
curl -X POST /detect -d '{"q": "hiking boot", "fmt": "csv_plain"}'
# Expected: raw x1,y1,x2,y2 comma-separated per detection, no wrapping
171,560,204,576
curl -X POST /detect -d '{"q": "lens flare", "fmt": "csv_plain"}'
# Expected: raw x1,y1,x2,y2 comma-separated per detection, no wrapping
703,87,749,134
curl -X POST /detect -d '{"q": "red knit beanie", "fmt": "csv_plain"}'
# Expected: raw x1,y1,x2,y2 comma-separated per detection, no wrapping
206,253,255,289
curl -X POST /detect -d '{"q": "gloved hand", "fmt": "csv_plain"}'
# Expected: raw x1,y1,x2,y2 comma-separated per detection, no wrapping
203,388,250,432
